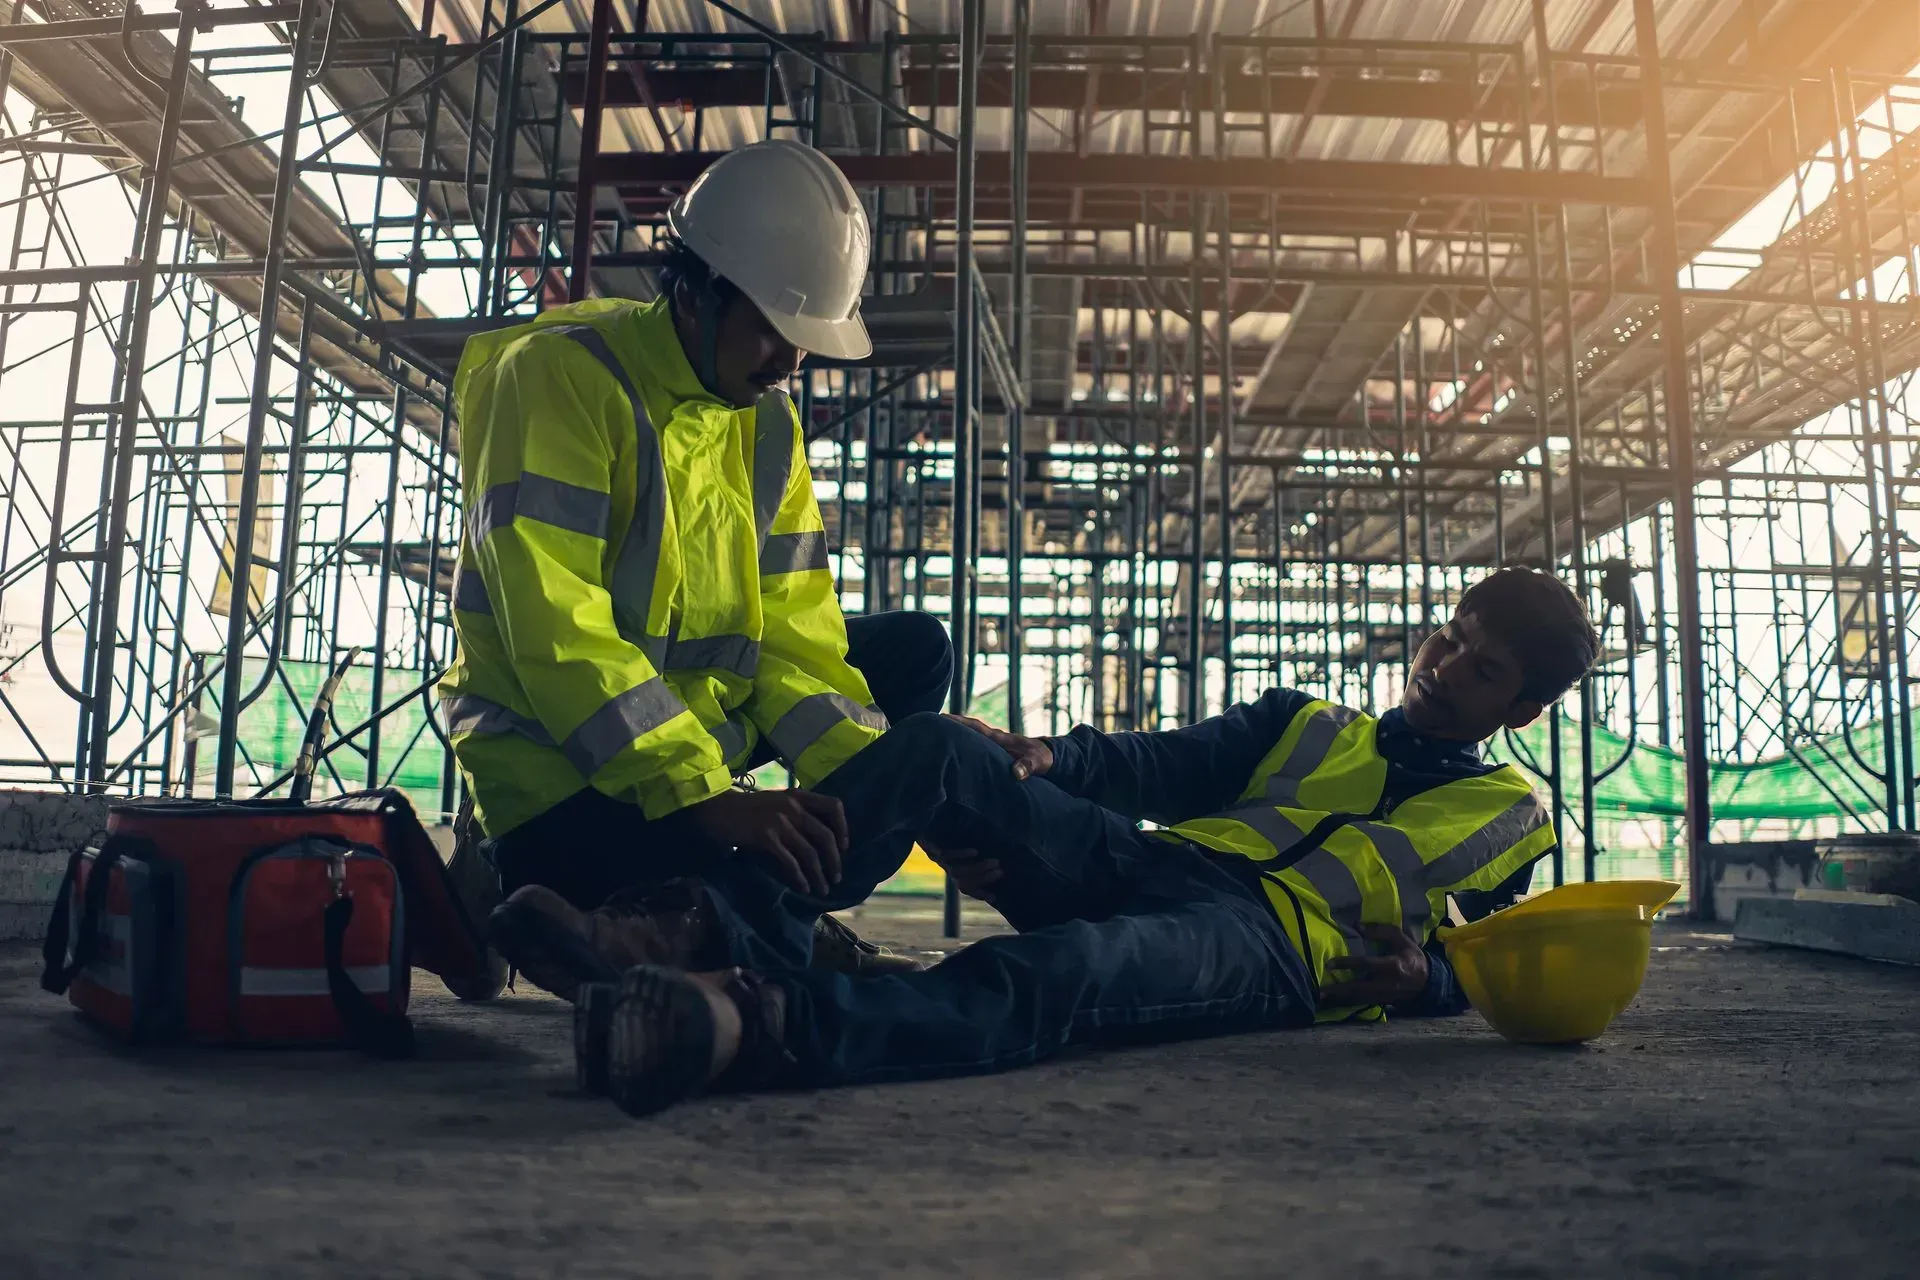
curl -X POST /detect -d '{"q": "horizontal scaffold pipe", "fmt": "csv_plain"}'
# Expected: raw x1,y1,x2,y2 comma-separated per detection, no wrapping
597,151,1649,207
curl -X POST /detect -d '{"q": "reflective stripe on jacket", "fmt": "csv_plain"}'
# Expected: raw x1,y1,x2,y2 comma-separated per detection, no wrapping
1168,700,1556,1023
436,297,886,835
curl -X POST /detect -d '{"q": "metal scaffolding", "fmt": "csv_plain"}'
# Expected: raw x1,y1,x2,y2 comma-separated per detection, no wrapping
0,0,1915,923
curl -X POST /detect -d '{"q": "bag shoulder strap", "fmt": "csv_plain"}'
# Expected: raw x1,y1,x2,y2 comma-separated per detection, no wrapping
321,865,415,1059
40,840,129,995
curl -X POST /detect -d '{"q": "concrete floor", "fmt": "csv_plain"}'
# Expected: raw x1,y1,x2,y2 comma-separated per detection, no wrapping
2,906,1917,1279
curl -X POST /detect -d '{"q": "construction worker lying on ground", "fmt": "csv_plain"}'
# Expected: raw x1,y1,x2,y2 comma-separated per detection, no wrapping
487,566,1597,1116
437,140,947,972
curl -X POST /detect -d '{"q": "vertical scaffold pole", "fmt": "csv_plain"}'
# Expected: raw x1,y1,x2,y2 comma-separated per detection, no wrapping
1007,0,1030,733
566,0,618,302
91,4,198,787
1633,0,1715,918
944,0,982,938
215,0,320,795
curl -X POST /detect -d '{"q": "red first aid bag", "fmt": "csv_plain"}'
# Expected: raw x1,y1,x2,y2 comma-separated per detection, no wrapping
39,790,488,1057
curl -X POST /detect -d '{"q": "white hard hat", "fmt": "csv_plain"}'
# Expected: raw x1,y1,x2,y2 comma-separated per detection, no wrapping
667,139,873,361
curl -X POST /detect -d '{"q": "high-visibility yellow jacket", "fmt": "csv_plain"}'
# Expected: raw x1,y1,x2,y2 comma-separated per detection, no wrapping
436,297,886,836
1164,701,1555,1022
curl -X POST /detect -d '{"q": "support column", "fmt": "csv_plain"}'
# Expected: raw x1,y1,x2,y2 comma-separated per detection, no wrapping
1534,0,1598,879
944,0,983,938
1006,0,1030,733
1184,39,1206,724
947,0,981,717
1633,0,1715,917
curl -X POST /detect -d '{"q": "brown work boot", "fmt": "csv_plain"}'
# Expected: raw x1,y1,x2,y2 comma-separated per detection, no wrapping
811,913,925,975
486,879,730,1003
595,965,792,1118
440,794,511,1002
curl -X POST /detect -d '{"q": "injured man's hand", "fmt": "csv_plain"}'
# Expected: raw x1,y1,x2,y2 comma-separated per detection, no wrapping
924,844,1004,904
1317,923,1431,1008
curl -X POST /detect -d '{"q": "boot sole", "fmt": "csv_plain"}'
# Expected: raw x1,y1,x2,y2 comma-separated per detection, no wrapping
574,982,617,1095
487,898,624,1004
604,966,718,1118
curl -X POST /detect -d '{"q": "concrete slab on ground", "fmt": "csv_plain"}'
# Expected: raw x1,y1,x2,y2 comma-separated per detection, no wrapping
2,911,1917,1279
1733,893,1920,965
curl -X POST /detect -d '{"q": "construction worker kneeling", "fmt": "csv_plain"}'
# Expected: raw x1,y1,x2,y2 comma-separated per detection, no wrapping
438,141,946,975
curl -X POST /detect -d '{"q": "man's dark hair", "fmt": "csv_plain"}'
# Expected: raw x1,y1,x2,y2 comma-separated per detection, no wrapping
1456,566,1598,704
655,233,740,308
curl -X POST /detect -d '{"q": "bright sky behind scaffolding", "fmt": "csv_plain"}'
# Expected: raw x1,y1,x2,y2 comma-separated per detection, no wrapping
1682,59,1920,297
1,22,1917,784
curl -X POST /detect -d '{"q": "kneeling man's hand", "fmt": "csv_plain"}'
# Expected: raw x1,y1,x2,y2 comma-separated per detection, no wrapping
1318,924,1429,1009
682,789,848,896
946,714,1053,780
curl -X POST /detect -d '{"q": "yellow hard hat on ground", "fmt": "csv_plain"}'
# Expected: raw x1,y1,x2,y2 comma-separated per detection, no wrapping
1440,880,1680,1044
1499,878,1682,920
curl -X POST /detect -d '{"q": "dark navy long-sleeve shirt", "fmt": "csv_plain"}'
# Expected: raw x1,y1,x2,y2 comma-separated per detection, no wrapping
1041,686,1547,1018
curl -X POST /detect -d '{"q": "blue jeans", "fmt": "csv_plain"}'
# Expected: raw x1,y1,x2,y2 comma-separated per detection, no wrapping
693,713,1314,1089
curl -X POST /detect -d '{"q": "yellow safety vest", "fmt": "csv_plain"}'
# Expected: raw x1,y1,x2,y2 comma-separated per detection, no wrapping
1170,701,1557,1022
436,297,886,836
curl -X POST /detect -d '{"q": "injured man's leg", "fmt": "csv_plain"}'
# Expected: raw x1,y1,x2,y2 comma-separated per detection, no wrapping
524,710,1309,1115
490,711,1168,998
579,857,1306,1117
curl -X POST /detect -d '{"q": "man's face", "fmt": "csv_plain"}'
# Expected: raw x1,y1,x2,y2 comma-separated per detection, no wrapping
674,279,805,409
1402,611,1542,742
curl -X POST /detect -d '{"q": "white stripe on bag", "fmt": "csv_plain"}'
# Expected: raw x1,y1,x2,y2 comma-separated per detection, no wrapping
239,965,392,997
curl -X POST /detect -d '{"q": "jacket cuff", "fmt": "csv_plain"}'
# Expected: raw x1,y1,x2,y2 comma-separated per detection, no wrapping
634,767,736,821
1041,734,1083,790
1389,941,1471,1018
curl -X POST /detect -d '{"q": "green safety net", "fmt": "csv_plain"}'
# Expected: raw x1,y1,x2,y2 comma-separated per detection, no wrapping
1505,715,1893,822
197,656,448,819
205,661,1894,894
963,680,1893,822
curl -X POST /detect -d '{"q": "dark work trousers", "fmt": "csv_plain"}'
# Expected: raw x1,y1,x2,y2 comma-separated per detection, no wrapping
685,711,1312,1088
485,609,954,909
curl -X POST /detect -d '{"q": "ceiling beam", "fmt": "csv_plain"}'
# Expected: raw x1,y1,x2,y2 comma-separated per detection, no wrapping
566,65,1645,131
600,150,1648,206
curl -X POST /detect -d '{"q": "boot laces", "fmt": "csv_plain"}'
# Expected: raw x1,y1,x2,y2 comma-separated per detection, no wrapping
598,877,703,923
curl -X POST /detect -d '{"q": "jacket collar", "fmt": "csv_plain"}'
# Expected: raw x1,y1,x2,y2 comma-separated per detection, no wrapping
630,295,729,410
1373,706,1483,771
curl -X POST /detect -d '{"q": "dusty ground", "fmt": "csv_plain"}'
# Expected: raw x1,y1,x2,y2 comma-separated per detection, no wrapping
1,903,1917,1280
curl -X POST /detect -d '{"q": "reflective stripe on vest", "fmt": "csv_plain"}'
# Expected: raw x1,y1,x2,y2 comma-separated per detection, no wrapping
710,713,751,764
546,325,669,646
442,683,685,783
471,472,611,544
1264,704,1359,806
453,556,491,615
443,687,755,775
665,633,761,678
762,529,829,576
1280,787,1549,944
1281,846,1373,958
766,691,888,763
751,389,795,546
